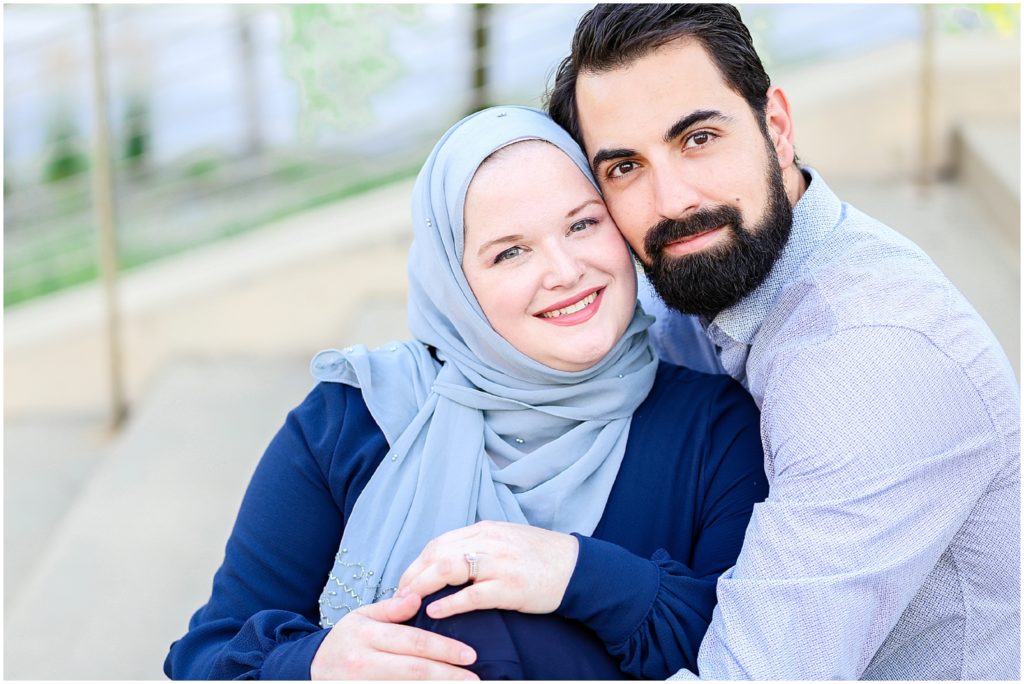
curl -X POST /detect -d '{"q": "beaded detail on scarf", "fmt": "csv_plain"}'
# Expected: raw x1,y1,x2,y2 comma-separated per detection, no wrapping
317,548,397,627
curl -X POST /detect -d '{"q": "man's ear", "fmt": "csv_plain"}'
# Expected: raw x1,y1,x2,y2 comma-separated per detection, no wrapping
764,85,797,170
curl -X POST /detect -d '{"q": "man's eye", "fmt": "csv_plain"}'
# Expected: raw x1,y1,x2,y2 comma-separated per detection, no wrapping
608,161,638,178
494,246,523,264
684,131,716,149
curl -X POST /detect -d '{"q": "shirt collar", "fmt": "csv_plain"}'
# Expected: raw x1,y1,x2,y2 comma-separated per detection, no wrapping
707,166,843,346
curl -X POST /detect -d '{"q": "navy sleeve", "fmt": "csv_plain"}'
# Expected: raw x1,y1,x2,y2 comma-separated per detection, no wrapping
557,379,767,679
164,383,384,680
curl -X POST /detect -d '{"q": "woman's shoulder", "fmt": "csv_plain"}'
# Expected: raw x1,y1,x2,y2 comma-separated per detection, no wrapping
288,381,388,472
630,361,758,443
292,380,370,433
612,362,763,532
644,360,749,406
304,379,369,413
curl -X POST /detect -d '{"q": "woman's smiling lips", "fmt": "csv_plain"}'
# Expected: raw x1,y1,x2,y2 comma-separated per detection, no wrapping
663,225,729,257
534,287,605,326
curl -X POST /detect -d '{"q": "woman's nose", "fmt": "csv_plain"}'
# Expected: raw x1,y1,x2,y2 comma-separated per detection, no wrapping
541,247,585,290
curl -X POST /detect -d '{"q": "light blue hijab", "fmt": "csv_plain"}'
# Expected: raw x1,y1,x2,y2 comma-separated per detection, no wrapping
311,106,658,626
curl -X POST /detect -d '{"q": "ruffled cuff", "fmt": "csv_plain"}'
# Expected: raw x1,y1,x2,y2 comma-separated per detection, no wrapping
205,610,327,680
556,534,661,645
262,628,330,680
557,537,719,679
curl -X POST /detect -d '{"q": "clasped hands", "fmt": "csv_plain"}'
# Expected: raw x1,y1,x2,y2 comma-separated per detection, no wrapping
311,521,579,679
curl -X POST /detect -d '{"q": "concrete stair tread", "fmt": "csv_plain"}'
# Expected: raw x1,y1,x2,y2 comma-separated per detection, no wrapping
956,120,1021,201
4,412,110,609
5,355,317,679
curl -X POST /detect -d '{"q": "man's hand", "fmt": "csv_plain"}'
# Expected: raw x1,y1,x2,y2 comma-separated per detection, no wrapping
397,521,580,619
311,592,479,680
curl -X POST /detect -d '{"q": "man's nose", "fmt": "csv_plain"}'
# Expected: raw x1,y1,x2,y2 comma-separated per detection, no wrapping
651,164,702,220
541,246,585,290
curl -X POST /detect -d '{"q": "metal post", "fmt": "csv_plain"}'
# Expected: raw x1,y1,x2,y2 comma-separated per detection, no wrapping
468,3,490,114
237,5,263,156
918,4,937,187
88,4,128,429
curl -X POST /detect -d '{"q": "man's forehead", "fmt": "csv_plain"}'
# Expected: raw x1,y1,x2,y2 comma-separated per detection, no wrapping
575,37,725,98
574,38,738,150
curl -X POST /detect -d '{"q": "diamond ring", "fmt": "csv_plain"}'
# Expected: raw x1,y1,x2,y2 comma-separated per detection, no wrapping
464,552,480,582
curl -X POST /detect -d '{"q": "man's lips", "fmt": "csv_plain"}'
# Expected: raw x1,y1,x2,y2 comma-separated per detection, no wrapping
534,287,604,326
662,225,729,256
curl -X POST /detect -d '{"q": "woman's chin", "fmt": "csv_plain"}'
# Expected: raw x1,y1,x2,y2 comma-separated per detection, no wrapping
542,339,618,373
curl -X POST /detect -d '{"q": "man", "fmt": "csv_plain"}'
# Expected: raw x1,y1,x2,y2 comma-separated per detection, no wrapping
547,4,1020,680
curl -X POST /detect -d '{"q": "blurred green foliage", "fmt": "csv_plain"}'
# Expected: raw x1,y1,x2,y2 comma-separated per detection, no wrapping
946,3,1019,35
272,161,313,182
283,4,422,136
183,157,220,180
4,161,421,307
43,110,89,184
124,96,150,171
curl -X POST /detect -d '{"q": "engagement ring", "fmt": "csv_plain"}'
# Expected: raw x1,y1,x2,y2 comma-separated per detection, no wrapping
464,552,479,582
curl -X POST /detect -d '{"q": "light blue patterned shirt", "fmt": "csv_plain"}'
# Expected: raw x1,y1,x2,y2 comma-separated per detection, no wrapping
641,168,1020,680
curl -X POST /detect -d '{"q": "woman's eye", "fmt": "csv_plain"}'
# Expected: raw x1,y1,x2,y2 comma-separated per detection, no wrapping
684,130,716,149
568,218,596,234
608,161,638,178
494,245,523,264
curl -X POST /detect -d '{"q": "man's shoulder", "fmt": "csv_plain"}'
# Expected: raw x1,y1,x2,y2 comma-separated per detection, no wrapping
762,203,973,356
751,202,1014,405
800,204,952,328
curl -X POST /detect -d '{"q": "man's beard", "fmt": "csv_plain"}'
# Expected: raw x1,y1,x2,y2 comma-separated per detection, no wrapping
641,153,792,321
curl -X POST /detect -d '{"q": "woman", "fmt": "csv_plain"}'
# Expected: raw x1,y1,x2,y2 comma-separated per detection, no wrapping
164,107,766,680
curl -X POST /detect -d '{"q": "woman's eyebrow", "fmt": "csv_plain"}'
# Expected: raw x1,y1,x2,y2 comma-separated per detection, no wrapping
566,199,602,218
476,234,524,257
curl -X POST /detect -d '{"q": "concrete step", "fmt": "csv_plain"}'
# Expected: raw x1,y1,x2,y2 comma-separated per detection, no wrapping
4,213,413,417
4,177,416,353
4,355,317,679
782,33,1019,181
4,411,111,610
953,121,1021,248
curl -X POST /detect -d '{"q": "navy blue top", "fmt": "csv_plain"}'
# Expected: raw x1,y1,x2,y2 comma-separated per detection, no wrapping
164,362,767,680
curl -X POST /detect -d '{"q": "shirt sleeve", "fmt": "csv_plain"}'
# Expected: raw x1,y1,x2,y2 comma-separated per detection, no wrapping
164,383,360,680
558,380,767,679
672,326,1012,679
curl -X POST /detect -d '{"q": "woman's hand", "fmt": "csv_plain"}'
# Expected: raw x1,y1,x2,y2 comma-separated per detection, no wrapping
397,521,580,619
311,592,479,680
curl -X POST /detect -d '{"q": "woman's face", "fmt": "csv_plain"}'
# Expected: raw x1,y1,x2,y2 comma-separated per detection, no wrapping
462,141,638,372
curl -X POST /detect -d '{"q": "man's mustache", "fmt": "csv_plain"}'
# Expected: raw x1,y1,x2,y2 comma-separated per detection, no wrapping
644,205,743,255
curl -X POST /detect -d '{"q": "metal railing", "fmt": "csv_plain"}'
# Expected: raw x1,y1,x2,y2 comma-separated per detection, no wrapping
3,4,593,309
4,3,1016,428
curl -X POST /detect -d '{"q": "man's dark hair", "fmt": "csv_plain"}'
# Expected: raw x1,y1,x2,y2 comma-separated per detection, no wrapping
546,4,771,144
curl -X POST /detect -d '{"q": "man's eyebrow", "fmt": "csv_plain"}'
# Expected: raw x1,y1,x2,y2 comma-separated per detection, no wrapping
476,234,524,257
590,148,636,174
589,110,733,173
664,110,733,143
565,198,602,218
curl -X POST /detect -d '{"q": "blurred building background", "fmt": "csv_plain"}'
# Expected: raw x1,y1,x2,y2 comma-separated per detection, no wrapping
4,4,1019,679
